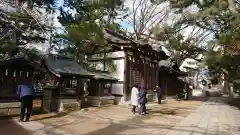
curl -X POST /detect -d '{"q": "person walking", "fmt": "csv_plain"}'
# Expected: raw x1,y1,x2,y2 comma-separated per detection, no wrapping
17,78,35,122
139,86,148,115
131,84,139,114
156,85,162,104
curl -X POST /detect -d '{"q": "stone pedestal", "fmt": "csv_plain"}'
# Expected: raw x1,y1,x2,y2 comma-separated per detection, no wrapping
113,95,123,105
42,87,55,113
147,94,153,102
54,98,82,112
188,90,192,100
88,96,115,106
56,98,64,112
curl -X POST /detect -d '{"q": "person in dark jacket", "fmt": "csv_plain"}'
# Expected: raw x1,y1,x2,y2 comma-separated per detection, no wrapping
156,85,162,104
138,87,148,115
17,79,35,122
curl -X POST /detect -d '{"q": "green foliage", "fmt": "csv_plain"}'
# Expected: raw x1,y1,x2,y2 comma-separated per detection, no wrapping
55,0,127,72
105,60,117,72
168,35,182,50
151,24,205,64
153,0,240,81
203,39,240,82
56,0,125,55
18,47,42,61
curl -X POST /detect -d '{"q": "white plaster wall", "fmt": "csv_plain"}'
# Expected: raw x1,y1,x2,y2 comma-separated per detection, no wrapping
110,58,125,81
106,51,125,58
180,58,199,72
111,83,124,95
107,51,125,95
111,58,125,95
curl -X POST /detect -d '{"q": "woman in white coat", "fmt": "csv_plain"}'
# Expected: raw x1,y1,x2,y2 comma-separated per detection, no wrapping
131,84,139,114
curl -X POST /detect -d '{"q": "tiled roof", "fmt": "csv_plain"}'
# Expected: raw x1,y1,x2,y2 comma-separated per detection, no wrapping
91,72,118,81
44,54,94,77
158,59,188,76
158,59,174,68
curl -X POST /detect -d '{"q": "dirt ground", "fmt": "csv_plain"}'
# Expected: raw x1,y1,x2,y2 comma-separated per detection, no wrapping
227,97,240,109
0,118,39,135
25,99,205,135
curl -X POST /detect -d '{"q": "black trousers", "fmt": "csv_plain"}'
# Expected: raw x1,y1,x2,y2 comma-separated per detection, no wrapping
20,95,33,121
140,103,146,114
157,96,162,104
132,105,137,113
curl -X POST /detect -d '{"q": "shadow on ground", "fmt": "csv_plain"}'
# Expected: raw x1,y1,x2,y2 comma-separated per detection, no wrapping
0,118,34,135
76,98,235,135
32,111,72,121
227,97,240,109
35,100,207,135
74,113,229,135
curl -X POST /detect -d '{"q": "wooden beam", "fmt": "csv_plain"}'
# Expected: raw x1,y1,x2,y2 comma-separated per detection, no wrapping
88,57,125,62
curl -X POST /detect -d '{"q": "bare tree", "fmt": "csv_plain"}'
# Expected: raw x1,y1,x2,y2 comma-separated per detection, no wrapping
0,0,54,54
125,0,170,40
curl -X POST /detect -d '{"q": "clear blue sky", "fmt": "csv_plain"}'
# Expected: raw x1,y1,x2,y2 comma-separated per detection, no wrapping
120,22,133,32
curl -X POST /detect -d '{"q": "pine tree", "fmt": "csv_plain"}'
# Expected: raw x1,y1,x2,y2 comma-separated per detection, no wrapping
55,0,127,55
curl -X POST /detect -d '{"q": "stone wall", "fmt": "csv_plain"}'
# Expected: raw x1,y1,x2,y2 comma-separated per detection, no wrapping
51,97,81,112
88,96,115,107
0,99,42,116
42,87,52,113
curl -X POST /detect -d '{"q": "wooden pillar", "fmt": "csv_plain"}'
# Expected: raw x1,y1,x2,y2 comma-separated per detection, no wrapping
143,59,146,88
98,82,101,97
124,53,128,101
154,63,156,88
133,56,139,86
164,74,169,97
148,61,151,89
140,58,144,87
156,63,160,87
146,60,150,90
132,59,136,86
146,60,149,89
103,53,106,71
154,63,157,87
151,62,153,89
128,56,132,89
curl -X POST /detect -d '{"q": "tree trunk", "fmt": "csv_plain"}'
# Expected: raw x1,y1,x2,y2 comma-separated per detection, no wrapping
228,0,237,13
194,70,199,88
103,53,106,71
223,74,232,97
